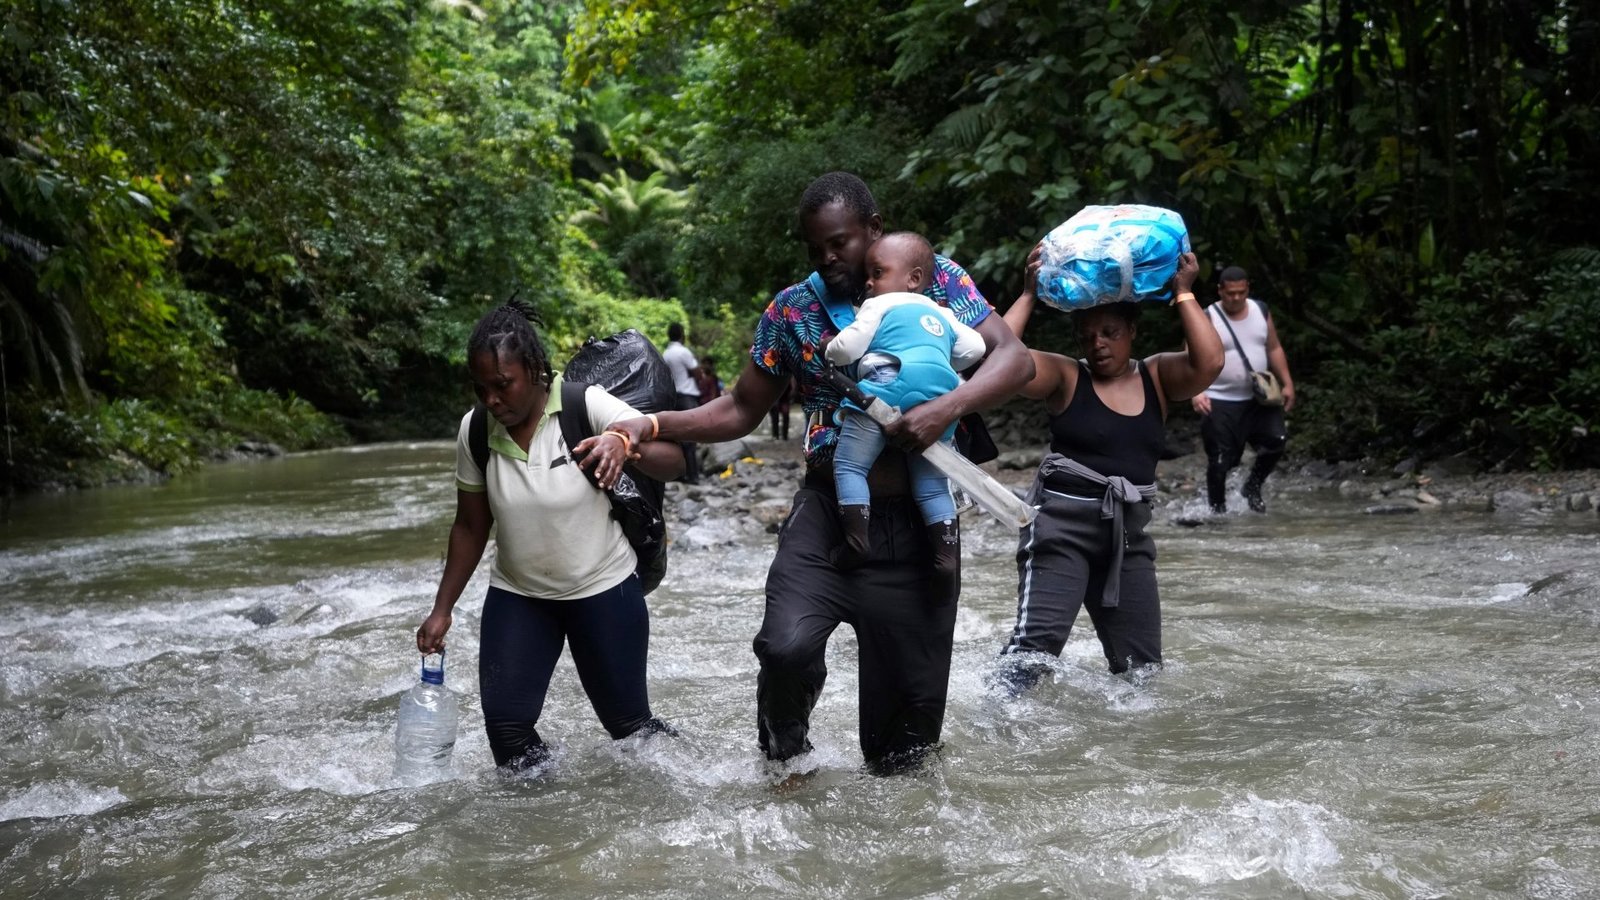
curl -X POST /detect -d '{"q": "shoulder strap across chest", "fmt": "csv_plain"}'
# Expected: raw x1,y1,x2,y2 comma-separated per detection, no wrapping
469,405,490,476
807,271,855,332
557,379,604,490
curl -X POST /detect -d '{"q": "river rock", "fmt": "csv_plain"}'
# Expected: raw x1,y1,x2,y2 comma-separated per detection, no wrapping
674,498,705,523
676,519,744,549
997,449,1041,471
237,604,279,626
750,499,792,530
705,440,754,468
729,457,781,483
1393,456,1419,476
755,483,792,502
1565,493,1593,512
1423,453,1481,479
293,603,335,625
1364,504,1419,515
236,441,285,457
672,483,707,502
1298,460,1342,480
1528,571,1573,595
1490,490,1540,513
1510,570,1600,614
1416,490,1441,506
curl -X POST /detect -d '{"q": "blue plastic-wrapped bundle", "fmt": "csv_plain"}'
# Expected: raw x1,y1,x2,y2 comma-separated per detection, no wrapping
1035,205,1191,311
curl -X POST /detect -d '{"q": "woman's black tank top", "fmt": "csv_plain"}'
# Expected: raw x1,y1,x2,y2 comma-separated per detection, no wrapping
1047,360,1165,484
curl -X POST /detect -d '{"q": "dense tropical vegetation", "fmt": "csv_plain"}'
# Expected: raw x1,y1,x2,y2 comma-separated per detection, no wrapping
2,0,1595,490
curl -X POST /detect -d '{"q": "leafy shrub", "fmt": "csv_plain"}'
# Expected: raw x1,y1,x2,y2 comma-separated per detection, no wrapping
1293,250,1599,469
543,289,690,364
193,388,348,453
0,384,345,489
95,399,195,473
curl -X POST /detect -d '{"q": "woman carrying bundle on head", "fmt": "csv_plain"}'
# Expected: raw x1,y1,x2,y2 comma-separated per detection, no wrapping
996,244,1223,692
415,300,683,772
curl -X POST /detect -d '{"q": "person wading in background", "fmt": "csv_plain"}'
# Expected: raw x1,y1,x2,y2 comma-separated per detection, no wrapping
1192,266,1295,513
661,322,703,484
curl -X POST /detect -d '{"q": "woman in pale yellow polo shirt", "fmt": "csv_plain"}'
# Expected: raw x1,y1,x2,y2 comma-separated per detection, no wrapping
416,301,684,772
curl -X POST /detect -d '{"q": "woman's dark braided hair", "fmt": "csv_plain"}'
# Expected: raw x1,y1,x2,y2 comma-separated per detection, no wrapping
468,296,554,388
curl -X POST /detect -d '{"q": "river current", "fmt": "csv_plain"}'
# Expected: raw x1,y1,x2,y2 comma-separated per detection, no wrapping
2,441,1598,898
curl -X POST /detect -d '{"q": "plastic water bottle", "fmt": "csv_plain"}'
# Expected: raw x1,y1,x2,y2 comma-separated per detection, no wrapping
394,651,459,781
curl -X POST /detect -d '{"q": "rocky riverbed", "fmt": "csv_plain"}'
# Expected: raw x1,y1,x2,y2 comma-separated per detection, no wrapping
15,399,1594,523
668,401,1600,544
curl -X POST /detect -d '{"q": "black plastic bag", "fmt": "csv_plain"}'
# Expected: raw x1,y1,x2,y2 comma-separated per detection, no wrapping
564,329,676,417
561,331,674,593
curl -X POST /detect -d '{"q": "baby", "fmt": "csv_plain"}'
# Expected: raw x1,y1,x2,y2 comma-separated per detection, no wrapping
823,232,985,597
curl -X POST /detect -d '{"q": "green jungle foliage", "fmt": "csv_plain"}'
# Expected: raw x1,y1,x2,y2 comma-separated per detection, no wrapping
569,0,1599,470
2,0,1596,490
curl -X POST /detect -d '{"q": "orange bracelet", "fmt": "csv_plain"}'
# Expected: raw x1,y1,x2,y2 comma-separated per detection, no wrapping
602,429,632,457
646,413,660,440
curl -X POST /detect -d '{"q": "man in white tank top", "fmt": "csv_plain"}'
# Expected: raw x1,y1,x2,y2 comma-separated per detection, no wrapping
1191,266,1296,513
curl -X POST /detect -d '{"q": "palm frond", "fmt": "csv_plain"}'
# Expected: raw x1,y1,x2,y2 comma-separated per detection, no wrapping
930,105,996,153
1549,247,1600,271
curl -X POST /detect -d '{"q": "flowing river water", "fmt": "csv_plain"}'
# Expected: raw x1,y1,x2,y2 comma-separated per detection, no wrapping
2,441,1598,898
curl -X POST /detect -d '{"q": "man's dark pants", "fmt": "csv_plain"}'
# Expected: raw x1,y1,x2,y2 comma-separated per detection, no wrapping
1201,398,1287,510
674,392,701,483
753,472,957,772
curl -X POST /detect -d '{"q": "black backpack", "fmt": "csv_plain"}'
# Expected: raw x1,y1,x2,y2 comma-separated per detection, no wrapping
468,331,674,594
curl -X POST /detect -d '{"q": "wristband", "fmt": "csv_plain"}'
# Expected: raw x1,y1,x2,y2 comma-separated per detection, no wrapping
602,429,632,456
1173,291,1196,306
646,413,660,440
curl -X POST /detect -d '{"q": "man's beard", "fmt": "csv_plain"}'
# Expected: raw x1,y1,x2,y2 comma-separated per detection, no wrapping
822,270,866,301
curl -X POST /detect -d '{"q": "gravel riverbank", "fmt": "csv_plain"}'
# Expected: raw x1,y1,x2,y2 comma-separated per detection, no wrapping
669,401,1600,543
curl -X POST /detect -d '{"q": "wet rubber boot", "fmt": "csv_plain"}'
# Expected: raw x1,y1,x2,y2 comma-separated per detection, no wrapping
831,505,872,570
927,519,961,605
1206,466,1229,513
1242,477,1267,513
1245,452,1281,513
